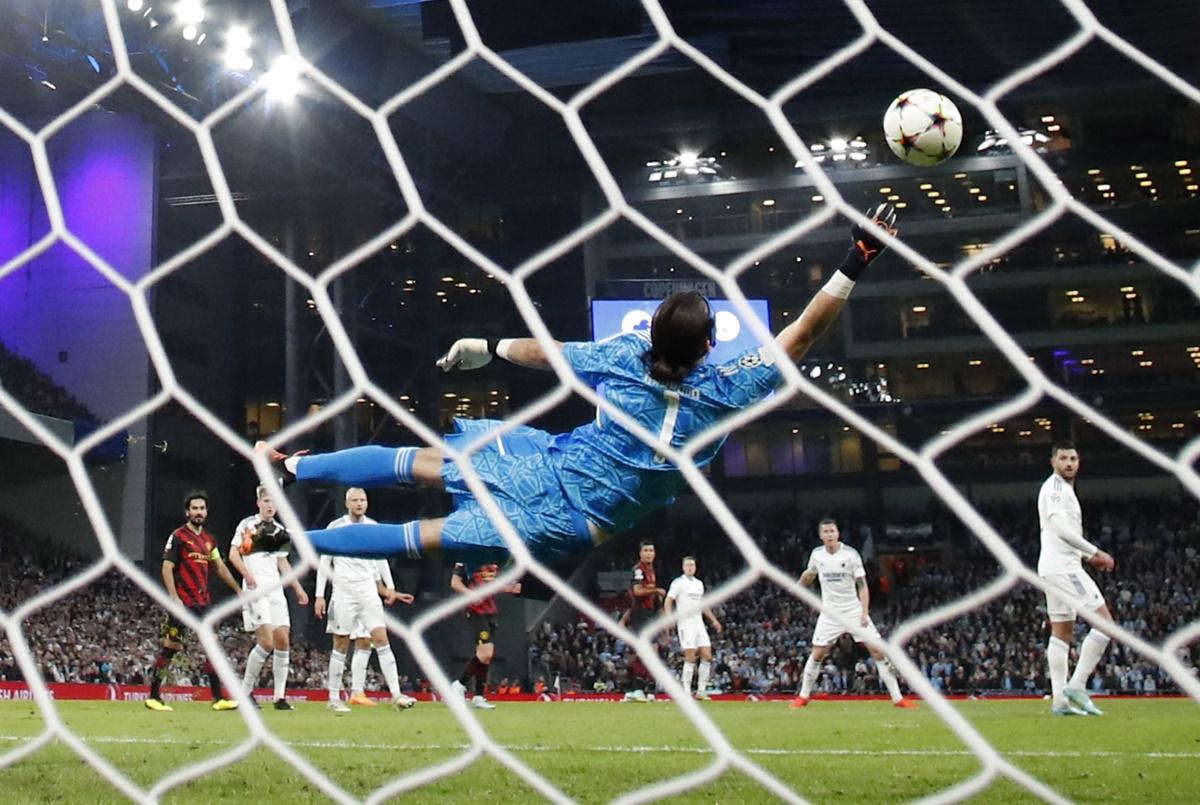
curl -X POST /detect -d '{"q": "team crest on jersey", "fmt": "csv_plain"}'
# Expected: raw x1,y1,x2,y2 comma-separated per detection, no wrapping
738,353,762,369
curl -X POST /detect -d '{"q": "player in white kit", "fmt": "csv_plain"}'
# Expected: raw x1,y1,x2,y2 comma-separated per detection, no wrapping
227,485,309,710
790,518,916,709
1038,442,1115,717
315,488,416,712
664,556,723,700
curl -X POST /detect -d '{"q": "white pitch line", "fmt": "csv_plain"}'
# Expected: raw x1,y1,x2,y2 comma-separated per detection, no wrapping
0,735,1196,760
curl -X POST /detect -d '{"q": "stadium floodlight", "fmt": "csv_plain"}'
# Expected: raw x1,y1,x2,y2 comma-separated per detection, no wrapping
175,0,204,25
830,137,848,152
127,0,144,11
182,24,197,41
805,135,868,166
644,153,725,184
263,55,301,101
226,25,252,51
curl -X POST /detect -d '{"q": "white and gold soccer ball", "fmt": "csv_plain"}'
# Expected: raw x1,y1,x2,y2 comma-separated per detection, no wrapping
882,89,963,167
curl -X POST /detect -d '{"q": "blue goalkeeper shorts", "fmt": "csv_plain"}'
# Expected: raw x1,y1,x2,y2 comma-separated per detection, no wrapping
439,418,595,563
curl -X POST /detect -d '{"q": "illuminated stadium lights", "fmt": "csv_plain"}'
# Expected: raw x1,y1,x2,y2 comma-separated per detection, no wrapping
969,187,981,194
264,401,280,408
1070,296,1085,303
127,0,144,10
182,25,198,41
894,202,907,209
918,183,933,190
1134,172,1149,179
879,186,892,194
809,135,868,165
1120,285,1134,292
1087,168,1101,175
263,55,301,101
1139,180,1153,187
911,305,927,313
1065,289,1079,296
646,153,723,184
1131,349,1145,356
223,25,254,71
1081,358,1095,365
1188,346,1200,352
1041,115,1056,123
175,0,204,25
976,127,1050,155
916,362,930,369
933,198,946,205
1124,292,1138,299
1173,423,1186,429
977,195,988,201
762,199,776,206
954,172,967,179
968,359,983,366
1046,125,1061,132
1018,430,1032,437
1175,160,1190,166
811,194,824,202
1139,360,1154,367
886,194,900,202
1179,167,1193,176
1138,412,1154,421
442,392,456,398
926,190,940,198
1096,183,1111,191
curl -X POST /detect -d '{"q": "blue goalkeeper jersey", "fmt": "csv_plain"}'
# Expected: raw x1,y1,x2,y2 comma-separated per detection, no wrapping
551,331,782,533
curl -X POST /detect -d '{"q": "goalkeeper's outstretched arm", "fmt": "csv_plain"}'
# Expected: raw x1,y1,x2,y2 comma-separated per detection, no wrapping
774,204,897,363
436,336,562,372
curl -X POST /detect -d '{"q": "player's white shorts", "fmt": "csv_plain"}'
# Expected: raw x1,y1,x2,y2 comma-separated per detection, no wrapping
677,622,711,651
1042,570,1105,620
326,587,386,638
242,588,289,631
811,612,881,647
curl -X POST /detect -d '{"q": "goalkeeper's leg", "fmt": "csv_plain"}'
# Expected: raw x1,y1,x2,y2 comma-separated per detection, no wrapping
306,517,512,564
259,442,445,490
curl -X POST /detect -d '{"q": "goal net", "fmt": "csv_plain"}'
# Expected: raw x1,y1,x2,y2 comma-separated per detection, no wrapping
0,0,1198,801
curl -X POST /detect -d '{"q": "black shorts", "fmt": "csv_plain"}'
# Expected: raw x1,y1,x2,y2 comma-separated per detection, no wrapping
466,611,497,645
161,605,208,645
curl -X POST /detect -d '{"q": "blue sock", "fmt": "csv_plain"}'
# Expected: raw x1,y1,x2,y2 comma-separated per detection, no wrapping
307,522,422,559
295,446,419,486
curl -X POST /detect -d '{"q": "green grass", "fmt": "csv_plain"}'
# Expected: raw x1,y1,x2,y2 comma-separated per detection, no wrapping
0,699,1196,802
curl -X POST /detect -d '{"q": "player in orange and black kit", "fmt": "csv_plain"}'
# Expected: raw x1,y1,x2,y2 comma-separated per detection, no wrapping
146,492,244,712
622,540,666,700
449,563,521,710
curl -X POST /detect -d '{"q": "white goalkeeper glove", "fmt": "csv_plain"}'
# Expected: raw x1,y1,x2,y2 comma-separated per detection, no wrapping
436,338,493,372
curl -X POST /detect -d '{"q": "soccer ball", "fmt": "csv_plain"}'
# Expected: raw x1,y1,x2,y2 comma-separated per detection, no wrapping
882,89,963,167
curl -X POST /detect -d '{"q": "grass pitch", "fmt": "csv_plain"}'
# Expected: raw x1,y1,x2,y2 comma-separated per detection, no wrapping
0,698,1196,802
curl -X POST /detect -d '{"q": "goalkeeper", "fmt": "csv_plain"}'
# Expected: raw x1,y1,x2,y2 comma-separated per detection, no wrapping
267,206,898,565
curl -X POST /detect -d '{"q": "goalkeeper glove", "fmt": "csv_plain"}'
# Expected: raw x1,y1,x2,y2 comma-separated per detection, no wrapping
436,338,493,372
840,202,898,281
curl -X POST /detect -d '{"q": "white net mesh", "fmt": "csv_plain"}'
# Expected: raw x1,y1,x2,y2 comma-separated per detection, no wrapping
0,0,1198,801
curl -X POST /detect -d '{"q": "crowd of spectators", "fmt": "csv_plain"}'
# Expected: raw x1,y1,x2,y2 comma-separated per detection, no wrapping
0,342,96,422
533,495,1200,697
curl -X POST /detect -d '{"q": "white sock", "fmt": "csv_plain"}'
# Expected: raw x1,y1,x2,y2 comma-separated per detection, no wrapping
242,645,270,694
800,655,820,699
328,650,346,701
1069,630,1110,691
876,657,903,703
376,644,400,698
351,648,370,695
1048,636,1069,707
273,649,289,701
697,661,711,694
681,661,695,694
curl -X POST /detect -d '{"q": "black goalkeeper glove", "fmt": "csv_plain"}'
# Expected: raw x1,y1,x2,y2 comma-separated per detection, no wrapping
253,521,291,554
839,202,898,280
